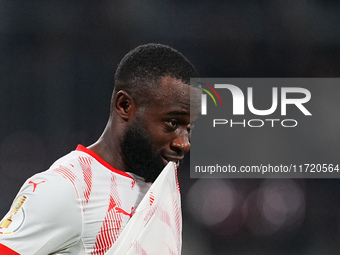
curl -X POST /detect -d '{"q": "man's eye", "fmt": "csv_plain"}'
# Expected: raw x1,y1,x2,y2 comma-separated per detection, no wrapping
168,120,178,128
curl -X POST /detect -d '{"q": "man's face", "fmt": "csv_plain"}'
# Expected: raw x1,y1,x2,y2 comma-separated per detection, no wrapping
121,76,201,182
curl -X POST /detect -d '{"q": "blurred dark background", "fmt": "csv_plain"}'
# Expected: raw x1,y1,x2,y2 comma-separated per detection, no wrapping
1,1,340,254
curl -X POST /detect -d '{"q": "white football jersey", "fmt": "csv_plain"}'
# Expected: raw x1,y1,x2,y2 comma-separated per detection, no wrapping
0,145,151,255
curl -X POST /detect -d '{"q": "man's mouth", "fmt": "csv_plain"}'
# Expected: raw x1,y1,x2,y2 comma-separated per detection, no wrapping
162,156,181,168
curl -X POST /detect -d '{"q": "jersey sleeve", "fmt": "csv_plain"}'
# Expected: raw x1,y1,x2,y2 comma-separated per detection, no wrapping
0,170,83,255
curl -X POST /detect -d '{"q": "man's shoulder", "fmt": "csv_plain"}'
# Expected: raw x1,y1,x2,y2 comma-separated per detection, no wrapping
41,147,148,194
15,149,91,199
46,149,96,179
42,149,93,192
48,149,84,170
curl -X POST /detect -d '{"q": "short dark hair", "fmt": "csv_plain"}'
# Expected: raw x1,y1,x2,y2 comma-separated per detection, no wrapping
113,43,198,105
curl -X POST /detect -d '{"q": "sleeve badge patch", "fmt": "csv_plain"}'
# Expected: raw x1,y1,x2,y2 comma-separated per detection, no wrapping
0,196,27,235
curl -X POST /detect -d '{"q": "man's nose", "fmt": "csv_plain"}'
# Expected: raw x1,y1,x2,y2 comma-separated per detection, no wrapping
171,132,190,153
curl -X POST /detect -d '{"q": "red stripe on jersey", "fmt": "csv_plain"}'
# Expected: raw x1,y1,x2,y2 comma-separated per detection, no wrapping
159,208,172,228
75,145,134,180
79,156,93,205
149,192,155,206
133,241,147,255
172,165,182,253
51,166,79,197
91,173,123,254
172,195,181,253
0,243,20,255
144,205,158,223
175,164,180,192
167,246,177,255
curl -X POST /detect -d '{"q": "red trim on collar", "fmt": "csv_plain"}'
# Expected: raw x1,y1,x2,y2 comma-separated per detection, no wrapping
0,244,20,255
75,145,133,180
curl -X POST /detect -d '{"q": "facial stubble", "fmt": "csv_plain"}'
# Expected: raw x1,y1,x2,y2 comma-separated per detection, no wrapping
121,118,165,182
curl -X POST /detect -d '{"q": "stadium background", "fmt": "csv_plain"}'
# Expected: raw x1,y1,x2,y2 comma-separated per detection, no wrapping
1,1,340,254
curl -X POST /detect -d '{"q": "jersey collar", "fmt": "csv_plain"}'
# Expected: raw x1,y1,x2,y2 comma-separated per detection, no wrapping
75,144,134,180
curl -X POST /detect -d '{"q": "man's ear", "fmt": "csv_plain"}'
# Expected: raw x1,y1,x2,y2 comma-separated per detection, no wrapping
114,90,135,120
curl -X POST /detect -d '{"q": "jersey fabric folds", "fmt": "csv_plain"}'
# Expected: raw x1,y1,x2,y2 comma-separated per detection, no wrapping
0,145,152,254
106,161,182,255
